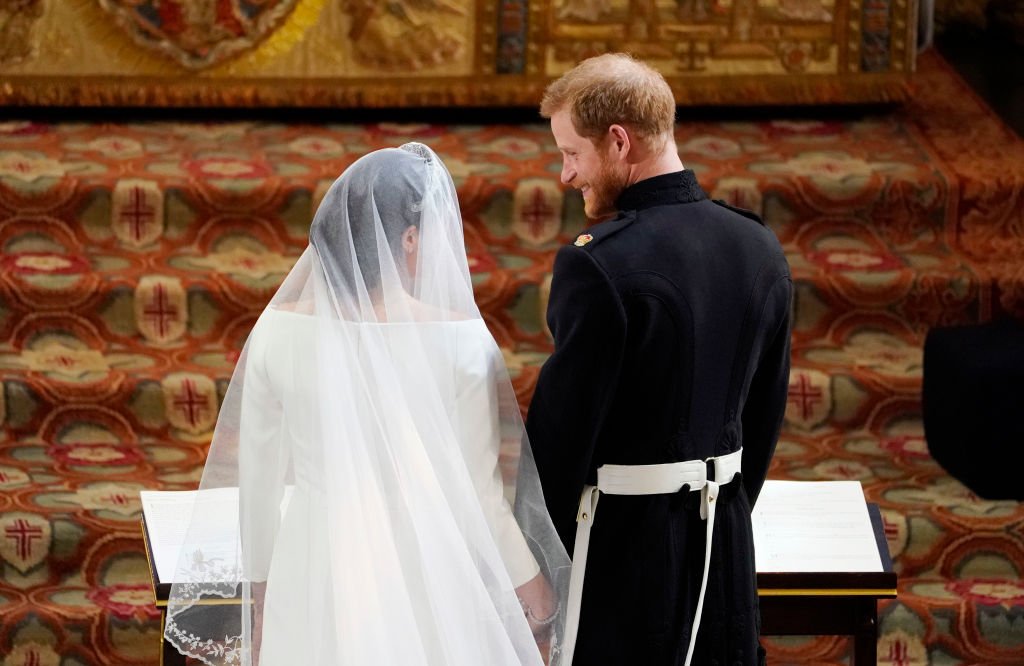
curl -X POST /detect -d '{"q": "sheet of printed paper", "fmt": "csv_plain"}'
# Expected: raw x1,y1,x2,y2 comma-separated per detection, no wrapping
752,480,883,573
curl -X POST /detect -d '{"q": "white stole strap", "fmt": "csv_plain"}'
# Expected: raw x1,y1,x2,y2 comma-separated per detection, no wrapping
560,448,743,666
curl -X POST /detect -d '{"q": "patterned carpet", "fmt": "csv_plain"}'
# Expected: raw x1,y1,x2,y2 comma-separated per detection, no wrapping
1,49,1022,665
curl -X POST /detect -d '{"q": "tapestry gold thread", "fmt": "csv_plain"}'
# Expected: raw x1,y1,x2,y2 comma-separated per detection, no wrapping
209,0,330,77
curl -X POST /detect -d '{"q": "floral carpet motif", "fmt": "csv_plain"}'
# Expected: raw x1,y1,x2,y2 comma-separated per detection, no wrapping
0,50,1022,664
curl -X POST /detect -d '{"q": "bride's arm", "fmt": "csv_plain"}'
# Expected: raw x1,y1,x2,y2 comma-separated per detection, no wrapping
453,336,542,588
238,324,289,585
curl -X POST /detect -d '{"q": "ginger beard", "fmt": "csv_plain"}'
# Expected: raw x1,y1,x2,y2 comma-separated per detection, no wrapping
581,143,629,220
550,109,630,220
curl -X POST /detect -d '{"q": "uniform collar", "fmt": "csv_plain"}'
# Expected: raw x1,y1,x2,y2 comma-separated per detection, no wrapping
615,169,706,212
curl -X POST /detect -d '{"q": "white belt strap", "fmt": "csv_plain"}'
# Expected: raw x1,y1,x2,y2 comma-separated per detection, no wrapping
561,448,742,666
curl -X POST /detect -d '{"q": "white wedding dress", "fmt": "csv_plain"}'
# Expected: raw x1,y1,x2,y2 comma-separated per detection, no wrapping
245,310,540,664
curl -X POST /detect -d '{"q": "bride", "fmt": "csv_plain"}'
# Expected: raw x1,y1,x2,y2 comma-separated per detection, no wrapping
163,143,570,665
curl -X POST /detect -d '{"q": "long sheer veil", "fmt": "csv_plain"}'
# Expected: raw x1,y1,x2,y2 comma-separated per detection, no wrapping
163,143,571,665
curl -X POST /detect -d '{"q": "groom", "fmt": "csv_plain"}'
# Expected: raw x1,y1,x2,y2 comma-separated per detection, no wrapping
526,54,792,665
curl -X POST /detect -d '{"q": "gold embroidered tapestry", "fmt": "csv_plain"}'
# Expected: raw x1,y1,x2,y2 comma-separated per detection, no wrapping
0,0,915,107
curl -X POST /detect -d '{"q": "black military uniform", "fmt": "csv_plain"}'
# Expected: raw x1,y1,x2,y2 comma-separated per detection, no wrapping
526,170,791,665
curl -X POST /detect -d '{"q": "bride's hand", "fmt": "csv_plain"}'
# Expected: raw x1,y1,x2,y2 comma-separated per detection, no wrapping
515,573,557,660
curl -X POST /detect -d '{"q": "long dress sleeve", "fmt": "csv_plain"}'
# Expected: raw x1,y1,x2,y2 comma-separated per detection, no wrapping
526,246,628,551
740,275,792,508
238,322,290,582
455,327,540,586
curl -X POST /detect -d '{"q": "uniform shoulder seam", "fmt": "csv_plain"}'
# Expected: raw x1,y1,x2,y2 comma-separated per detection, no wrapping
570,211,637,251
710,198,764,226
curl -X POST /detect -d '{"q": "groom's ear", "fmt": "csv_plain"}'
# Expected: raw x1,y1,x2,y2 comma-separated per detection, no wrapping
606,124,631,161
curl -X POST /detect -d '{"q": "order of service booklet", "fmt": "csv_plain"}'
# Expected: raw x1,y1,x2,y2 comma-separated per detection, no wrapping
752,480,883,573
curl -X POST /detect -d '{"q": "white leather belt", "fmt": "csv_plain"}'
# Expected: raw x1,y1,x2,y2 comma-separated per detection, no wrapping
561,448,742,666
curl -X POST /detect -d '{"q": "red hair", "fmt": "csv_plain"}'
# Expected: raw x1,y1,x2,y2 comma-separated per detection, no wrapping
540,53,676,151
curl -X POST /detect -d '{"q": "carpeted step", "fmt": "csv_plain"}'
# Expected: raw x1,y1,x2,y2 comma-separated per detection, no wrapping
0,343,235,450
787,241,1002,344
878,577,1024,664
1,240,1015,438
785,327,924,433
0,424,207,608
3,111,1019,362
0,430,182,664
